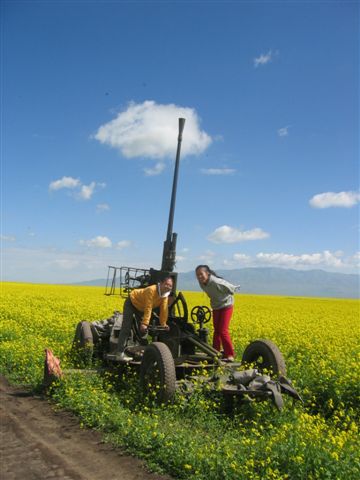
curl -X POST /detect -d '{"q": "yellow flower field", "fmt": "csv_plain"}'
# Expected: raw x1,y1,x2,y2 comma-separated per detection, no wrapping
1,281,359,479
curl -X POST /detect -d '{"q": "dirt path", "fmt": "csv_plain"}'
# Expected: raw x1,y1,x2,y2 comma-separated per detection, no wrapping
0,376,172,480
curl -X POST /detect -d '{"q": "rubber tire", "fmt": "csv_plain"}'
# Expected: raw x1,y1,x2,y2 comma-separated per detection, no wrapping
73,321,94,366
74,321,93,346
140,342,176,404
241,339,287,376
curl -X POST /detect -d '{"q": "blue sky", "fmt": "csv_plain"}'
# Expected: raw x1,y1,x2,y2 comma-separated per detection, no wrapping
1,0,359,283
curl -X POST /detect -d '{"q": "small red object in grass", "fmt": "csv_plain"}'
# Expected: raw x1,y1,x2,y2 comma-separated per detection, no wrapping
43,348,63,387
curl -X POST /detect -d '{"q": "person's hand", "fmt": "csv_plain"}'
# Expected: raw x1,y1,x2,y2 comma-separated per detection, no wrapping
139,323,148,334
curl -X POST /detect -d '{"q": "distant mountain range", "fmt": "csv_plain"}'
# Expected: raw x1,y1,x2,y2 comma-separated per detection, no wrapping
72,267,359,299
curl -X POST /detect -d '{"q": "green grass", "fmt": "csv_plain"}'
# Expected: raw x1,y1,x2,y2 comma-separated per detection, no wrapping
1,282,359,479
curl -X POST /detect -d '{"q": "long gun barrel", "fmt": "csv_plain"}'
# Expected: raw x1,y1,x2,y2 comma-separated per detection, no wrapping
161,118,186,272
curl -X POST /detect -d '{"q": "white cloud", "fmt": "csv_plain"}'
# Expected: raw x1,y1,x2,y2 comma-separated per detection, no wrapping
1,244,157,283
50,177,105,201
94,100,212,160
208,225,270,244
144,162,166,176
278,126,289,137
96,203,110,212
52,259,80,270
77,181,97,200
256,251,344,268
233,253,251,262
1,234,16,242
200,168,236,175
310,191,360,209
49,176,80,191
254,50,273,67
227,250,360,272
198,250,216,265
3,244,359,284
349,252,360,268
223,253,252,268
176,255,186,262
80,236,112,248
117,240,131,249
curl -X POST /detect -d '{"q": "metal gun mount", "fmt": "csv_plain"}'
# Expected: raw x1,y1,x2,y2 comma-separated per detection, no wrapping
105,118,186,297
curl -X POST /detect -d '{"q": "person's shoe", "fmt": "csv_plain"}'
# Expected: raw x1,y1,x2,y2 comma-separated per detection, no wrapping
115,352,132,362
225,356,235,363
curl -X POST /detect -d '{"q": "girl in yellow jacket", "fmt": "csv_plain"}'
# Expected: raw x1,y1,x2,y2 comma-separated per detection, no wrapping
116,276,173,361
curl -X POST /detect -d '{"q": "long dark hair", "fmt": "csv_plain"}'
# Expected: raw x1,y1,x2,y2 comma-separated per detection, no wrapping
195,265,223,279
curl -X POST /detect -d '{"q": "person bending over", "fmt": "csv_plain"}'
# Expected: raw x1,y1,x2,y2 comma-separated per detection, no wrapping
195,265,238,362
116,276,173,361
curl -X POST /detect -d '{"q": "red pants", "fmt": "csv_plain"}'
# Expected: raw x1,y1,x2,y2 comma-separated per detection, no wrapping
212,305,235,358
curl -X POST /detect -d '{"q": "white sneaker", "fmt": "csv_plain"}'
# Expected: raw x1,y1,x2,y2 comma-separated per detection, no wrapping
225,356,235,363
115,352,132,362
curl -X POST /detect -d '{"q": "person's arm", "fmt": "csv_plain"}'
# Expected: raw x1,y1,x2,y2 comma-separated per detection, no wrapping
215,277,237,294
141,288,154,326
159,297,169,326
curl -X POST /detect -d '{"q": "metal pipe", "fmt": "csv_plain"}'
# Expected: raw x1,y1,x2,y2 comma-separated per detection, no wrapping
186,335,220,357
161,118,185,272
166,118,186,241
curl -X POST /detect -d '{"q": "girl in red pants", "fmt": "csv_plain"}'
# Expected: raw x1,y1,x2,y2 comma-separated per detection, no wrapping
195,265,239,362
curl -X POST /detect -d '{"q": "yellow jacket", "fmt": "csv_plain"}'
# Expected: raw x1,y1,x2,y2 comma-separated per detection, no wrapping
129,284,169,326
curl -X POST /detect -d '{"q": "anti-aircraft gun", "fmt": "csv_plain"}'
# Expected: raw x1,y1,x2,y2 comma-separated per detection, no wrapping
73,118,302,409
